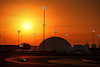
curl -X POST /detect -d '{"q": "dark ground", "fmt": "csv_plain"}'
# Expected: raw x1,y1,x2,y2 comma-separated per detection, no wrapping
0,53,100,67
0,46,100,67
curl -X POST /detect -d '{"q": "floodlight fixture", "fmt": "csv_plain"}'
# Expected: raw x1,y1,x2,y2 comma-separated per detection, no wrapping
92,30,95,33
3,33,6,45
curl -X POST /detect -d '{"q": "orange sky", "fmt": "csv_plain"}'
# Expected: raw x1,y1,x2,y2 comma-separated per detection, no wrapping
0,0,100,47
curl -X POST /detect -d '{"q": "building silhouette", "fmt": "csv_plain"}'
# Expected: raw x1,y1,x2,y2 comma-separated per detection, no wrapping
17,43,31,49
38,37,72,52
99,44,100,48
92,43,96,48
84,41,89,48
84,43,89,48
70,45,89,54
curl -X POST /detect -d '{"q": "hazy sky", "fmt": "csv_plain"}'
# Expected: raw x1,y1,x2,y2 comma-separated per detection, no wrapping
0,0,100,47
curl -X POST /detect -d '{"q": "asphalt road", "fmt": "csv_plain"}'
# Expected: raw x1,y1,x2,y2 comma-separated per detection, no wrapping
0,53,100,67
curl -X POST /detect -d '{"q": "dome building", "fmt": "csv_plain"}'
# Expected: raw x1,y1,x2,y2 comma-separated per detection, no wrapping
70,45,90,54
38,37,72,52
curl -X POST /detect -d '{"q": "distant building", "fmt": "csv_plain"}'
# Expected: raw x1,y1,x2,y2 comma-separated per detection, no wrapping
84,43,89,48
70,45,90,54
84,41,89,48
99,44,100,48
38,37,72,52
17,43,31,49
92,44,96,48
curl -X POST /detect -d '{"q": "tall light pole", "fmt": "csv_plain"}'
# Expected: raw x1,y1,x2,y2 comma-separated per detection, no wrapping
42,6,47,51
34,33,36,46
54,30,57,51
54,30,57,37
14,41,15,45
18,30,20,45
3,33,6,45
99,34,100,45
0,35,1,45
65,33,68,40
92,30,95,44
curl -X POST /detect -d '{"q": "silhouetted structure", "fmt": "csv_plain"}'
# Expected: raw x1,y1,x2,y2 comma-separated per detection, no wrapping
98,34,100,47
84,41,89,48
99,44,100,48
84,43,89,48
3,33,6,45
70,45,89,54
54,30,57,51
14,41,15,45
34,33,36,46
92,30,95,44
17,43,31,49
42,6,47,51
38,37,72,52
0,35,1,45
92,43,96,48
17,30,20,45
65,33,68,40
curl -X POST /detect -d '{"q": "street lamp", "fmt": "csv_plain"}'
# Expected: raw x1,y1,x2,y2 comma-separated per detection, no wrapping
34,33,36,46
42,6,47,51
99,34,100,45
92,30,95,44
54,30,57,51
54,30,57,37
3,33,6,45
14,41,15,45
18,30,20,45
65,33,68,40
0,35,1,45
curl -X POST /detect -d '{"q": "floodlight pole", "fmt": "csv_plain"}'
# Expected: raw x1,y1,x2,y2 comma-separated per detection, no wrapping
43,9,45,51
42,6,47,51
93,33,94,44
99,34,100,45
54,30,57,37
54,30,57,51
92,30,95,44
0,35,1,45
34,33,36,46
18,30,20,45
99,37,100,45
4,35,5,45
14,41,15,45
66,33,68,40
3,33,6,45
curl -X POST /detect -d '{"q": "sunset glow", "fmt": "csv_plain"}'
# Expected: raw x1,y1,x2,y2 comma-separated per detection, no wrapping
0,0,100,47
25,24,30,29
23,21,32,30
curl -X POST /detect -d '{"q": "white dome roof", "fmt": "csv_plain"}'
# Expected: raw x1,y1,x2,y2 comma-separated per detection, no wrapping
38,37,72,51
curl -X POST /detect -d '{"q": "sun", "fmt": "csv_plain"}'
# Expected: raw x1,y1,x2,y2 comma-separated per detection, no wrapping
23,20,33,30
25,24,30,29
